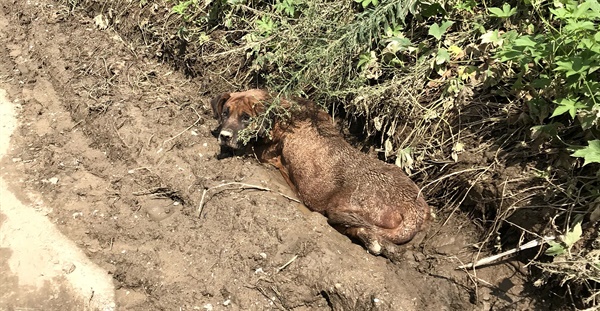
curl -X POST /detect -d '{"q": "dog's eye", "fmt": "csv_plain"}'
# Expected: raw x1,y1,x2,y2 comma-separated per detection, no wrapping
241,113,251,122
222,108,229,117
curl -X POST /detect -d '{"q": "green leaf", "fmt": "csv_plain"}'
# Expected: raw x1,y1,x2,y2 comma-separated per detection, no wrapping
545,223,582,256
480,30,502,46
355,0,378,8
564,222,582,248
357,52,372,69
488,7,504,16
497,50,523,62
489,3,517,18
275,0,296,17
551,98,586,119
550,7,569,19
565,20,596,32
428,21,454,41
454,0,476,13
256,16,275,35
552,104,572,118
545,240,566,256
172,0,194,15
555,57,591,78
572,140,600,166
385,37,413,54
435,48,450,65
573,1,591,19
513,35,536,47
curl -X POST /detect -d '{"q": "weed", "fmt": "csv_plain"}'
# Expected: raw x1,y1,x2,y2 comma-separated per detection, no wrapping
488,3,517,18
355,0,380,9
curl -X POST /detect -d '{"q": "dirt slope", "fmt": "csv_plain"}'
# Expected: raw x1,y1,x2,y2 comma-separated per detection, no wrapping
0,0,557,310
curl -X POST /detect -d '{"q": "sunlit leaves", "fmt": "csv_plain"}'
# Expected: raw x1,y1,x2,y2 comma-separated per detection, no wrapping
428,21,453,40
572,140,600,165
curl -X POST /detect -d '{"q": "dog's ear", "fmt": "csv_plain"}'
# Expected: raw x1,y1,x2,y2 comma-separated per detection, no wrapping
210,93,231,119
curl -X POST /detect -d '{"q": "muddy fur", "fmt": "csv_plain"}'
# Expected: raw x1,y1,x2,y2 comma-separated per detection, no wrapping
211,89,431,255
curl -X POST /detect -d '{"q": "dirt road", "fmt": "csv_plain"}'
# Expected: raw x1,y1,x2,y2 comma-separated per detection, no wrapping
0,0,555,310
1,85,115,311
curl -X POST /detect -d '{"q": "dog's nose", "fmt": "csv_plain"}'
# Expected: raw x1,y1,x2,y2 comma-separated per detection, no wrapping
219,130,233,142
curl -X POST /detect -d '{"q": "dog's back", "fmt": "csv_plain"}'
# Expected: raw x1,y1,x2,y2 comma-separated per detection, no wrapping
275,106,430,248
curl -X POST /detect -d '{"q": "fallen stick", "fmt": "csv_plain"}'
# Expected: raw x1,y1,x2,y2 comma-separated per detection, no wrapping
197,182,301,217
277,255,299,273
160,106,202,151
457,236,556,270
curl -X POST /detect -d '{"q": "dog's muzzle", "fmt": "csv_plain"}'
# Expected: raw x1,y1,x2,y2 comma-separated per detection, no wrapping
218,129,236,147
218,129,233,143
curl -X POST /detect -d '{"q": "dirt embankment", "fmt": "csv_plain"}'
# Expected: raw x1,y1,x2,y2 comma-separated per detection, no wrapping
0,0,561,310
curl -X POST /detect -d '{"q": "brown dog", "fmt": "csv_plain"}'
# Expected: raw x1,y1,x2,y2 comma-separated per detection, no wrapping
210,89,430,255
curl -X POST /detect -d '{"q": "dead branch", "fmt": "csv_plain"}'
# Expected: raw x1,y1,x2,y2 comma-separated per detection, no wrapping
197,182,301,217
457,236,556,270
160,106,202,150
276,255,299,273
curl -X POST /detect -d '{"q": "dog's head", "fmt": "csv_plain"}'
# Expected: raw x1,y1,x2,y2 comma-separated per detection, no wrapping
210,89,270,150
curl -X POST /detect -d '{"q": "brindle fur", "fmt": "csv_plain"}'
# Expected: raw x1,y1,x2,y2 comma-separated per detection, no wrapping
211,89,430,255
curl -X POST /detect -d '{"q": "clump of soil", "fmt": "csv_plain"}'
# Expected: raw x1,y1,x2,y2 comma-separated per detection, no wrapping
0,0,562,310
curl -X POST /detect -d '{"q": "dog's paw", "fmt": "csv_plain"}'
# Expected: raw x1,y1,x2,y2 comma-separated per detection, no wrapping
366,240,382,255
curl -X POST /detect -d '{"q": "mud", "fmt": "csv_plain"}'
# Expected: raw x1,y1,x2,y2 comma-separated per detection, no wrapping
0,0,559,310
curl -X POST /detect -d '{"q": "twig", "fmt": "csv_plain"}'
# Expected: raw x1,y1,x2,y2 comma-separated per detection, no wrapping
457,236,556,270
276,255,299,273
160,106,202,149
197,188,209,217
70,120,84,131
112,120,130,148
146,134,155,148
255,286,286,311
270,285,287,309
197,182,301,217
132,187,175,196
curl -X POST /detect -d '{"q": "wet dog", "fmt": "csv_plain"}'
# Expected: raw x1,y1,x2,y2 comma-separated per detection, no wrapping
210,89,430,255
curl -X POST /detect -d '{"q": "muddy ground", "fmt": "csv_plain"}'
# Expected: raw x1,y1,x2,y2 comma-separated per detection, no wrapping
0,0,564,310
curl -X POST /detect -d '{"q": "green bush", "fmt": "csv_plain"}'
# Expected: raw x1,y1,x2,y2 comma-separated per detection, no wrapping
469,0,600,305
492,0,600,164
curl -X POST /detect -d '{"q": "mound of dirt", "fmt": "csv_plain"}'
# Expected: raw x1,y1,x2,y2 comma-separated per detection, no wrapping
0,0,562,310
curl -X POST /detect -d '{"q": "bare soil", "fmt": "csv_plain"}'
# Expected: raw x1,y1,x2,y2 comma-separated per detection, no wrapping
0,0,562,310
